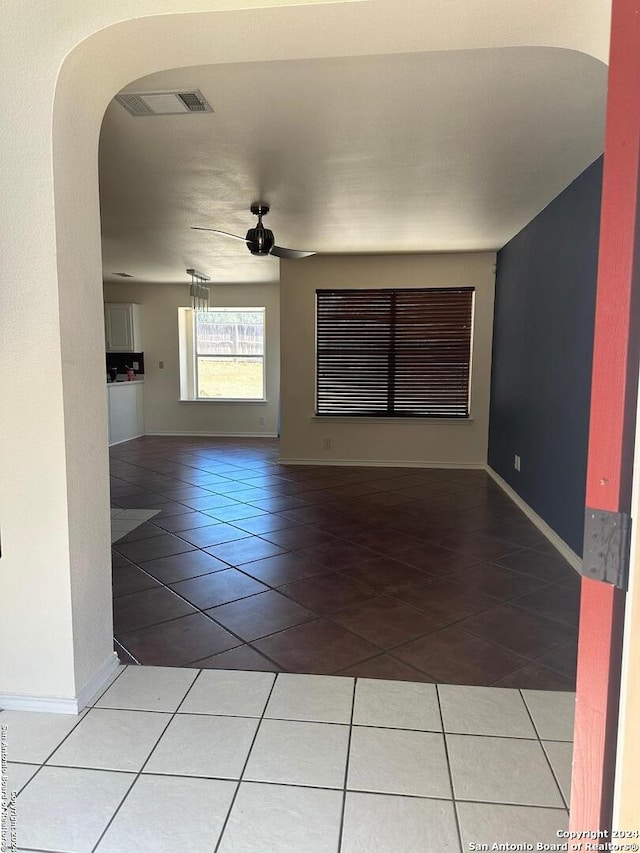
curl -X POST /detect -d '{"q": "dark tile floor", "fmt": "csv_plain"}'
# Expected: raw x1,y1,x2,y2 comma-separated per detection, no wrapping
110,437,580,689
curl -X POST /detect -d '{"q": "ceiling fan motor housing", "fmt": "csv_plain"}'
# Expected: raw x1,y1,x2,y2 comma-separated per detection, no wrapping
246,205,274,254
245,226,275,255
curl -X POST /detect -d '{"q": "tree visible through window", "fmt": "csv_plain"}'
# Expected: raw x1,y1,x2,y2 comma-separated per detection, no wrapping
316,288,474,417
195,308,265,400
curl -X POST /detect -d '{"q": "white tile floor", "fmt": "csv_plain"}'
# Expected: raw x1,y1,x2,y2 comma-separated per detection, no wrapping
1,666,574,853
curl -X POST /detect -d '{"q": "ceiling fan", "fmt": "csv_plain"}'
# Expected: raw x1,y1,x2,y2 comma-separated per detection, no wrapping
191,202,315,260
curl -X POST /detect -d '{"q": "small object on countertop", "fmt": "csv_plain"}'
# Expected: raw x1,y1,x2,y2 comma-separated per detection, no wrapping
126,367,135,381
109,367,118,382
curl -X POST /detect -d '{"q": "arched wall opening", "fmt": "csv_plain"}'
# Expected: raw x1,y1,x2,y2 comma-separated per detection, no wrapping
0,0,610,710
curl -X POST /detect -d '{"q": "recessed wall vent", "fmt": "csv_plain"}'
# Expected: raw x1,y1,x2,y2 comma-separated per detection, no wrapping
115,90,213,117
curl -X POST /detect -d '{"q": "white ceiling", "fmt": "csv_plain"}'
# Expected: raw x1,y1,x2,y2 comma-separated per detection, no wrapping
99,45,606,284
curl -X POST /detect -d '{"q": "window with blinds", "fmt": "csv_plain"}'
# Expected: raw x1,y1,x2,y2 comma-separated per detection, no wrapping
316,287,474,418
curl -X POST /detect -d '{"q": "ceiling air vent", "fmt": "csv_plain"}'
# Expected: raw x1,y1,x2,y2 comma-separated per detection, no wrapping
115,90,213,117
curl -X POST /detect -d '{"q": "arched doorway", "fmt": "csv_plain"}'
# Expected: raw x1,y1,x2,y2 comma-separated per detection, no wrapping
1,0,627,836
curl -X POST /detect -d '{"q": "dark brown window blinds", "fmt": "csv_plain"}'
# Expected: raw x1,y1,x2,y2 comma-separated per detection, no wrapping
316,287,474,418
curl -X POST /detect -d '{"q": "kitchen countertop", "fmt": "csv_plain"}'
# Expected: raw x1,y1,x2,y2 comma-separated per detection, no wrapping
107,379,145,386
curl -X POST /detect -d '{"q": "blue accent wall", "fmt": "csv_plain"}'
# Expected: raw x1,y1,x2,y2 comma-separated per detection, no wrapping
488,157,603,555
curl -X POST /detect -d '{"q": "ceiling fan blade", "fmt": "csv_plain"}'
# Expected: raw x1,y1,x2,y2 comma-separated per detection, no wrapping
271,245,316,260
192,216,315,260
191,226,247,243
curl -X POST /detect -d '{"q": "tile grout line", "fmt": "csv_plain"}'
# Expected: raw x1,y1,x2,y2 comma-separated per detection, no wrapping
336,677,358,853
14,765,574,807
113,640,141,665
115,568,416,669
114,546,575,682
113,478,546,575
110,448,577,685
181,644,283,673
14,701,577,740
519,688,570,812
213,671,280,853
86,664,130,708
386,616,575,687
87,667,206,852
116,559,536,679
115,580,305,660
112,466,563,546
335,651,439,683
9,847,62,853
500,597,580,631
435,684,465,853
485,658,575,689
117,596,557,686
7,665,131,808
540,740,572,814
28,716,573,736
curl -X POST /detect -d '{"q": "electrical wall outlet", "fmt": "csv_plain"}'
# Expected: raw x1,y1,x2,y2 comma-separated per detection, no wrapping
258,416,265,427
514,454,521,472
132,361,139,371
322,437,332,450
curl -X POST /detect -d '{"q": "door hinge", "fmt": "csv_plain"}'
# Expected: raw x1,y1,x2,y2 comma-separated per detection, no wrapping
582,508,631,590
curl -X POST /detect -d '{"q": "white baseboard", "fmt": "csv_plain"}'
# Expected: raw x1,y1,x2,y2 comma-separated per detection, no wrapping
486,466,582,572
77,652,122,710
0,652,121,715
278,457,486,469
109,432,144,447
145,431,278,438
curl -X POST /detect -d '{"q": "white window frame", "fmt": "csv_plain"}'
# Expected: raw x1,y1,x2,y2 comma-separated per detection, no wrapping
178,307,266,403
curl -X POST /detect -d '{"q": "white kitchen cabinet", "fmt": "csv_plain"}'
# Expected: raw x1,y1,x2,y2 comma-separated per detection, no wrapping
107,381,145,445
105,303,143,352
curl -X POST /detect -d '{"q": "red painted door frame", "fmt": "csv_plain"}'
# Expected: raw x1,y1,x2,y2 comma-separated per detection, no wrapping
570,0,640,830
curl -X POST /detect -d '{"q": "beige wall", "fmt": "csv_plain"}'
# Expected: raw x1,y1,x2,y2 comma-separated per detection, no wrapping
104,281,280,436
613,366,640,829
279,252,496,466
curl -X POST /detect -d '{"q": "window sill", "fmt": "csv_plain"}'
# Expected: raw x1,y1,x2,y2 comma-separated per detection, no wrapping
312,415,474,423
179,399,268,405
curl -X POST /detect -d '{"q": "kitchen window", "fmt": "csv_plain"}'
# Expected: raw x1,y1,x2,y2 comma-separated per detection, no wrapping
315,287,474,418
178,307,266,401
